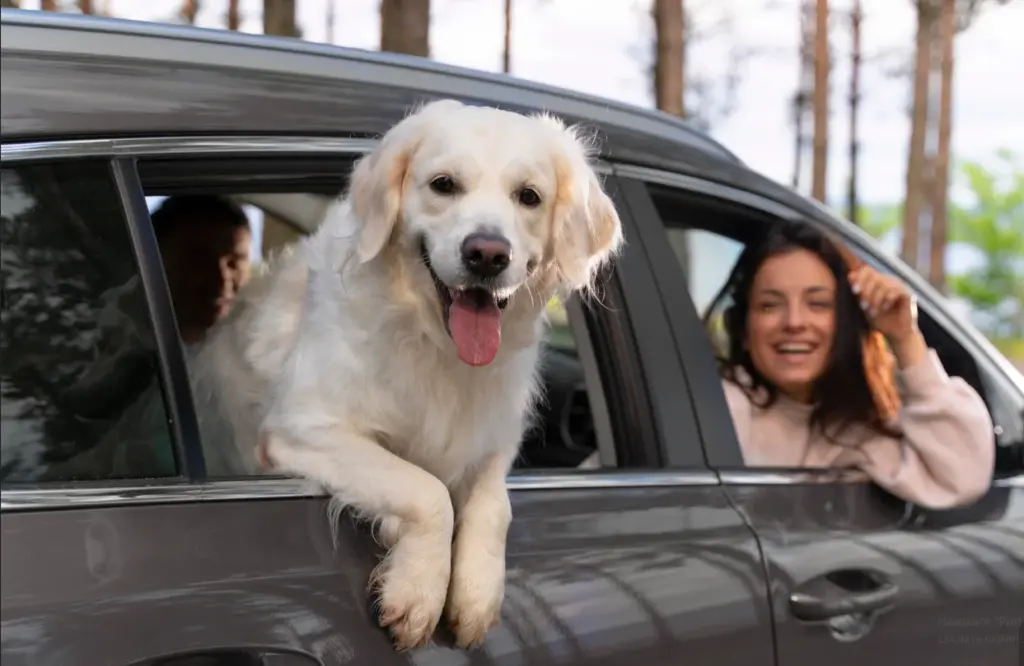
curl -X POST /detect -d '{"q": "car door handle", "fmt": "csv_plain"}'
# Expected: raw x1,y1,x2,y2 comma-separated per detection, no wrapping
128,648,321,666
788,568,899,622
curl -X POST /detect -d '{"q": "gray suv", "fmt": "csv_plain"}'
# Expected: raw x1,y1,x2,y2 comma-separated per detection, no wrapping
2,9,1022,666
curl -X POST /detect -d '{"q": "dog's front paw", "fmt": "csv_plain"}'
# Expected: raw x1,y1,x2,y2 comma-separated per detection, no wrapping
371,538,451,650
445,541,506,649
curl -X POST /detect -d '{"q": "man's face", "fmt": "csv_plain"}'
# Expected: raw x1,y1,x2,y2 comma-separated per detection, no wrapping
162,222,252,335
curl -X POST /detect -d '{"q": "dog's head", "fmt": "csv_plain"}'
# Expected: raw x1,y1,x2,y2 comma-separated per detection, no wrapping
348,99,623,366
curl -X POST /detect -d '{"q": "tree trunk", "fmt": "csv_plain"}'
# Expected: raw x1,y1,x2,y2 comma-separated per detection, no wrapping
264,0,298,37
929,0,955,290
325,0,334,43
901,1,937,271
846,0,862,224
180,0,199,24
380,0,430,57
78,0,93,13
227,0,240,30
503,0,512,74
40,0,57,10
810,0,830,203
653,0,685,117
792,0,814,189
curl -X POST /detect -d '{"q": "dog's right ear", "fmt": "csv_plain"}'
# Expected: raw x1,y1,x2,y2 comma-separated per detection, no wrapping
350,99,463,263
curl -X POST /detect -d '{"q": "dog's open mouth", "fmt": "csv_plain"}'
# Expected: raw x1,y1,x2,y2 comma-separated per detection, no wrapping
421,241,509,367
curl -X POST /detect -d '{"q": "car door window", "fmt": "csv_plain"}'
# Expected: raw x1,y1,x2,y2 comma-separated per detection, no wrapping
645,181,1018,478
135,156,625,476
1,162,177,483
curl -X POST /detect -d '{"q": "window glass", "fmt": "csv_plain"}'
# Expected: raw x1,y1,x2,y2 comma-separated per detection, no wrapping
138,180,610,473
1,162,177,483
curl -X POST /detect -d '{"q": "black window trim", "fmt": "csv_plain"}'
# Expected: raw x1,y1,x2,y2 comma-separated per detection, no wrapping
111,158,205,480
0,135,717,513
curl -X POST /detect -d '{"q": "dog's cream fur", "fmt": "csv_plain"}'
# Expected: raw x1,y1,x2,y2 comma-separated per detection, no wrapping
187,99,623,650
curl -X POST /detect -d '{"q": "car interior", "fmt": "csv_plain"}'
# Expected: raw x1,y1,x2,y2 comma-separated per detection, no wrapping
137,156,599,472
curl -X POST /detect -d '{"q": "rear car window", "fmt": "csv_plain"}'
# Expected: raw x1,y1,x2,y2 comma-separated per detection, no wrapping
1,161,178,483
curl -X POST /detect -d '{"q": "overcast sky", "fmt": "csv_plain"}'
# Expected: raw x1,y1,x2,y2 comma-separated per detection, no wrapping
21,0,1024,208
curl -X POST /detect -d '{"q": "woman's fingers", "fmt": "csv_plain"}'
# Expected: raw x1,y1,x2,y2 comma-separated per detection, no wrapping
850,267,905,317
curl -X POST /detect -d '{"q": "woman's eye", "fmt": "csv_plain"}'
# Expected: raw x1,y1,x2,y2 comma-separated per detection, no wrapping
430,175,457,195
517,187,542,207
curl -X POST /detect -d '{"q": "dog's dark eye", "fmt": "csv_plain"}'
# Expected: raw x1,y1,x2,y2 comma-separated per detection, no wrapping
518,187,541,207
430,175,457,195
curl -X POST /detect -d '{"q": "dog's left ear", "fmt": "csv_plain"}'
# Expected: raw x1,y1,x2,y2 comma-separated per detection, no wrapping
350,99,463,263
546,124,624,292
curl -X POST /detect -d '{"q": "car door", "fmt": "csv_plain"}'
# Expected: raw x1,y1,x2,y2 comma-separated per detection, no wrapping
1,140,776,665
615,164,1024,666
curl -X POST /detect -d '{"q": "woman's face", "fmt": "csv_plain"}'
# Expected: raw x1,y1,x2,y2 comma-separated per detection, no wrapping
745,248,837,403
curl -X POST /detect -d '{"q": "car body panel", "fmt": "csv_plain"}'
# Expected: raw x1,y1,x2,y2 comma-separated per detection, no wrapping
725,482,1024,666
1,484,775,666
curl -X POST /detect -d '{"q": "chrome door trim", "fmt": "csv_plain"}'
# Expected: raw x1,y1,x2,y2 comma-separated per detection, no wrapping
718,469,872,485
0,136,381,162
0,136,613,174
0,470,719,512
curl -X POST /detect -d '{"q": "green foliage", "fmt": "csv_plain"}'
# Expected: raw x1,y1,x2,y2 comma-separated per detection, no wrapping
857,203,901,242
946,149,1024,339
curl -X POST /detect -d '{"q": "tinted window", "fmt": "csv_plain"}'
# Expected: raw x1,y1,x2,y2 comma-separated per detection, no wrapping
1,162,177,483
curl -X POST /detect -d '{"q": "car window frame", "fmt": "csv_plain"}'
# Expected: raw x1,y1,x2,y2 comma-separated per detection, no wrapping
1,136,715,514
615,163,1024,489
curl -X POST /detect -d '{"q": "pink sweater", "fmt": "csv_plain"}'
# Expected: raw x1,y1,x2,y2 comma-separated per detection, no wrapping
722,349,995,509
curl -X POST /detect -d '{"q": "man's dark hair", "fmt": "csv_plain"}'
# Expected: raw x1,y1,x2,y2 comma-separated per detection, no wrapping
150,195,249,241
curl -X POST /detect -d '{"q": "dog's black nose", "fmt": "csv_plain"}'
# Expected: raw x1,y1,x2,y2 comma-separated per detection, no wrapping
461,232,511,278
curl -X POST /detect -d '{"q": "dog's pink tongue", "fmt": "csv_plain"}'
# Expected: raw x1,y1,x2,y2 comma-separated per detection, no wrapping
449,292,502,366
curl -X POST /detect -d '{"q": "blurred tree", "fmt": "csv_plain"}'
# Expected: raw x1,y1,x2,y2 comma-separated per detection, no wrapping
810,0,829,204
947,151,1024,339
381,0,430,57
902,0,1010,278
264,0,299,37
653,0,685,118
929,0,955,290
227,0,240,30
0,0,19,7
78,0,92,13
900,0,939,273
180,0,199,24
40,0,57,10
503,0,512,74
791,0,813,189
846,0,862,225
645,1,753,132
325,0,334,42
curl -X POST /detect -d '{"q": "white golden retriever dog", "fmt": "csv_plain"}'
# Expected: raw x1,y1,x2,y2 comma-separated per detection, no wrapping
187,99,623,650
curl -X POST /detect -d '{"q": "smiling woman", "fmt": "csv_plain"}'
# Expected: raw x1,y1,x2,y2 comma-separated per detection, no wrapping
708,220,996,510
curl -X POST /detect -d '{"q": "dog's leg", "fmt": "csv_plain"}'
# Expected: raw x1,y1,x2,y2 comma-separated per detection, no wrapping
261,430,454,651
445,450,515,649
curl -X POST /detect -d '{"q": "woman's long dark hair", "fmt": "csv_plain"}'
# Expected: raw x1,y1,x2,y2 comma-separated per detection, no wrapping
705,220,902,442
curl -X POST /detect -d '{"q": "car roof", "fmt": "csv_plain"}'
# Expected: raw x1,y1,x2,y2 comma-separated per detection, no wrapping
0,9,741,178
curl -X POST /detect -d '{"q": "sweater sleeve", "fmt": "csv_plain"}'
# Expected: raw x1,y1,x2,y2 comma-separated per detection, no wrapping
858,349,995,509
